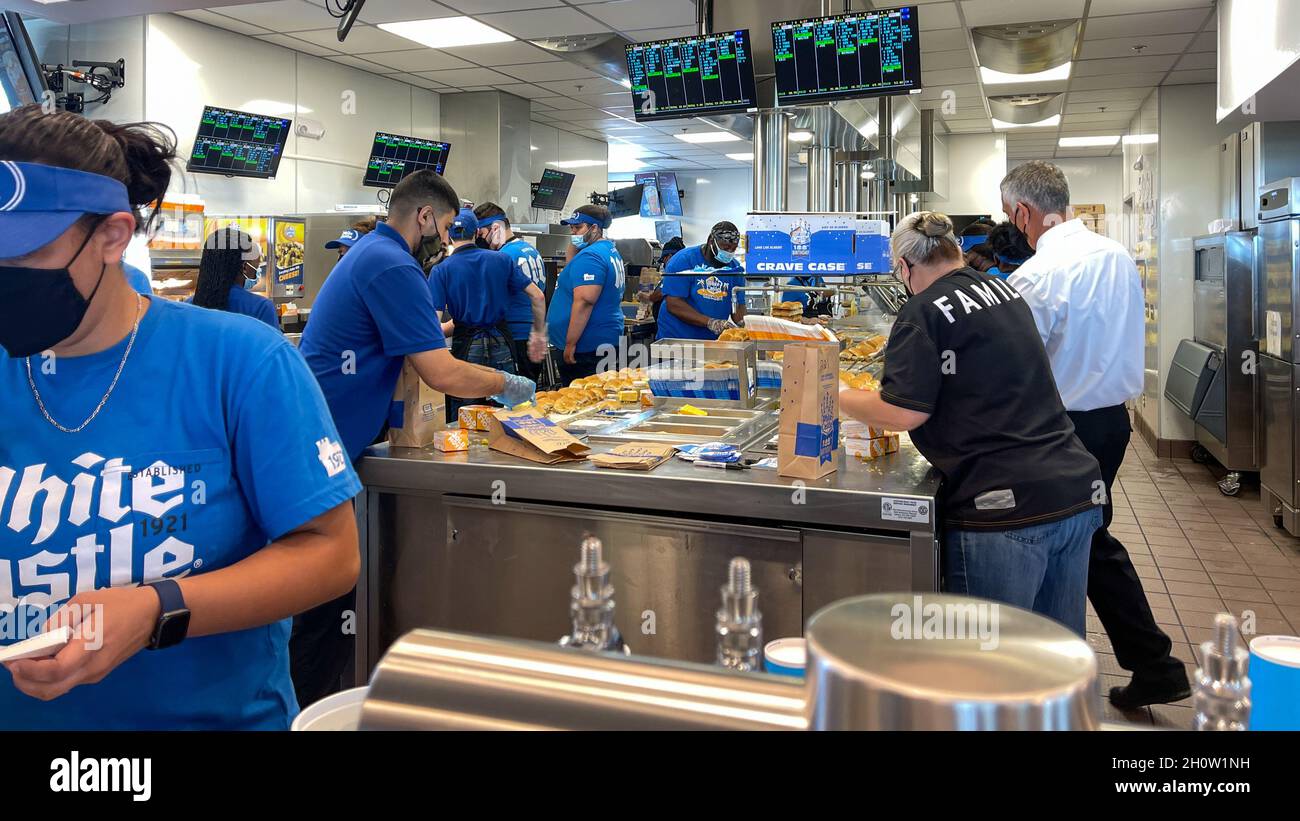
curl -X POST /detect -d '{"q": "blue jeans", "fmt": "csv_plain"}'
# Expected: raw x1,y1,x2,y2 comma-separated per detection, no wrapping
446,332,517,422
943,506,1102,636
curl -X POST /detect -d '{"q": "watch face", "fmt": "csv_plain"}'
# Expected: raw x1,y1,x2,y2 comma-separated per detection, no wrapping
154,610,191,650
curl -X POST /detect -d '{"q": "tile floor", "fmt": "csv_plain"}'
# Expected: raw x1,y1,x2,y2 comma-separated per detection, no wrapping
1094,429,1300,728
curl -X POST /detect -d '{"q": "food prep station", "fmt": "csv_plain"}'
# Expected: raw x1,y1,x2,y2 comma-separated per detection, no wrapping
351,314,938,684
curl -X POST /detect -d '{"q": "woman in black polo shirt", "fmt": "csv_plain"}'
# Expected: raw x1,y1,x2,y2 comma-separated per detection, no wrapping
840,211,1103,636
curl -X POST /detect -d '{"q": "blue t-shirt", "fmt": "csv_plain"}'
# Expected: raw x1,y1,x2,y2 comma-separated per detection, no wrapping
546,239,626,355
655,244,744,341
187,286,280,331
123,263,152,297
427,245,529,331
0,298,361,730
300,221,447,461
782,275,825,307
500,238,547,339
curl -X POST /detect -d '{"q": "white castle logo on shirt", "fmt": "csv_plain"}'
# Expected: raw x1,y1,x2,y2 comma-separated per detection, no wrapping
0,453,198,610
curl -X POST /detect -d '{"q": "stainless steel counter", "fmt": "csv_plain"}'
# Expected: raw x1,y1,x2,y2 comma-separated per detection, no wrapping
353,427,942,683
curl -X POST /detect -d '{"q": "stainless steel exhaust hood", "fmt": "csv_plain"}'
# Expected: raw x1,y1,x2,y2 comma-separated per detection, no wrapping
987,92,1065,125
971,19,1081,75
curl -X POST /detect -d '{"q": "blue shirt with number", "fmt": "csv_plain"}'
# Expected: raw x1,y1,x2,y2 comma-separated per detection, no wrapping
500,238,547,340
0,298,362,729
427,245,529,330
300,221,447,461
546,239,626,355
655,244,744,341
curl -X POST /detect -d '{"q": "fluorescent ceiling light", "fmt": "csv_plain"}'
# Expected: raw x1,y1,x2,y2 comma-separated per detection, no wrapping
675,131,743,144
530,145,538,151
1059,135,1120,147
695,178,710,184
379,17,514,49
980,63,1072,85
619,78,632,89
549,160,606,169
789,130,814,143
725,152,754,161
1122,133,1159,145
991,114,1061,129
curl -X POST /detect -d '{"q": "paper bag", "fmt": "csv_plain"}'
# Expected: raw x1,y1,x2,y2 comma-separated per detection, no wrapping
488,409,591,464
589,443,677,471
387,359,445,448
778,343,840,479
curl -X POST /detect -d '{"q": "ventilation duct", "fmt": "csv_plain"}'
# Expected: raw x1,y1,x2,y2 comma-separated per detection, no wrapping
971,19,1080,75
987,92,1065,125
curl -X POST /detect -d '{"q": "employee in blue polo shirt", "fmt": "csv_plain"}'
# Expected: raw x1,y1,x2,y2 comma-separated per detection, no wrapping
547,204,626,382
297,170,534,706
782,274,832,316
474,202,549,384
0,105,361,729
656,221,746,341
189,226,280,330
429,207,546,421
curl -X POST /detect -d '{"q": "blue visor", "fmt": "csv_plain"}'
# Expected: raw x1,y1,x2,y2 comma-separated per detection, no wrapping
0,161,133,258
560,211,609,229
324,229,361,250
477,214,508,229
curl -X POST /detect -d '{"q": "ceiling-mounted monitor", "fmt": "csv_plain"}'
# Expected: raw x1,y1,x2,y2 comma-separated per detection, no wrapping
362,131,451,188
532,168,575,210
608,184,646,220
772,5,922,106
187,105,291,179
0,12,45,113
626,29,758,123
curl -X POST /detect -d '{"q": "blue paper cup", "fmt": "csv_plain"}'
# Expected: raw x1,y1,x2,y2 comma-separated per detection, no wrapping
1249,635,1300,730
764,638,806,678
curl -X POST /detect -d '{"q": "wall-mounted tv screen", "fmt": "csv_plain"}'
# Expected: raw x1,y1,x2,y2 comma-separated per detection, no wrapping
187,105,291,179
773,5,922,106
0,12,44,113
608,184,646,220
532,168,576,210
362,131,451,189
626,29,757,122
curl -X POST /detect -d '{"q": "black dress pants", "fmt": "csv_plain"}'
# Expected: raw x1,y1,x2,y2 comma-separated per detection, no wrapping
1067,404,1184,683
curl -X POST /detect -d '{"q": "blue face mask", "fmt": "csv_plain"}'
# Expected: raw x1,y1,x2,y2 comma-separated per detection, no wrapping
714,246,735,265
244,263,264,290
570,233,588,249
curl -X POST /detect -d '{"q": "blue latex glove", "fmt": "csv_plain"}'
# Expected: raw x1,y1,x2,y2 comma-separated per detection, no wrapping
491,372,536,409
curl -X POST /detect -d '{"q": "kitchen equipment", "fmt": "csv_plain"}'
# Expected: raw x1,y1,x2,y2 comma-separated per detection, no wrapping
1192,613,1251,731
1226,123,1300,231
557,536,628,654
1257,178,1300,533
716,557,763,673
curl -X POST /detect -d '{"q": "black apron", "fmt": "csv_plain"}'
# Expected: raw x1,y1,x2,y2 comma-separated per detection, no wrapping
450,318,517,370
795,277,833,317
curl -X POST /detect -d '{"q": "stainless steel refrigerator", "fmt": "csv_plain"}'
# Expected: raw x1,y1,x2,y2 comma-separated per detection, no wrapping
1257,178,1300,533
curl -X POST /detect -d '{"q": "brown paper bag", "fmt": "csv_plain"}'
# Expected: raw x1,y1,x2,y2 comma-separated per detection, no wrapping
488,409,591,464
387,359,445,448
589,442,677,471
778,343,840,479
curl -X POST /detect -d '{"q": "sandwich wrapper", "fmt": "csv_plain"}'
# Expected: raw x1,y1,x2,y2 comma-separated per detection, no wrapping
489,409,590,464
589,442,677,471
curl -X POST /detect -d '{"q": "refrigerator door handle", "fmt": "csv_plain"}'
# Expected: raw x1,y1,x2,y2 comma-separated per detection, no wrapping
1251,231,1263,342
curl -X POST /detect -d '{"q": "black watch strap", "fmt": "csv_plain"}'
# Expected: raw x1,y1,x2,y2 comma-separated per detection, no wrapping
144,578,190,650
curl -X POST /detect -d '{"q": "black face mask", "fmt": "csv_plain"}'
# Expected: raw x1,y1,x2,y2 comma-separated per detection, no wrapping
0,223,108,358
474,236,492,250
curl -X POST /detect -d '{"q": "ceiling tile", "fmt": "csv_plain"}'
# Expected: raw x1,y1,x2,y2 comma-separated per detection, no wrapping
1174,51,1216,71
960,0,1085,28
918,27,968,52
1078,33,1193,59
416,67,520,86
364,50,476,73
253,32,341,57
1074,54,1177,76
624,26,700,42
349,0,460,25
442,0,564,12
1068,72,1165,90
388,72,448,91
478,8,612,38
918,3,961,30
1089,0,1212,15
323,54,395,74
1162,68,1217,85
583,0,696,31
291,24,421,54
497,62,601,83
1084,9,1212,39
535,77,628,95
176,9,273,36
922,68,981,86
1191,31,1216,51
443,41,561,67
1066,87,1153,102
207,0,321,32
496,83,561,100
924,49,975,71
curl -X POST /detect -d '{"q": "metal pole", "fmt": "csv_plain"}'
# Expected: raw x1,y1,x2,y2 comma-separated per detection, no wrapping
807,146,835,212
752,110,788,212
696,0,713,37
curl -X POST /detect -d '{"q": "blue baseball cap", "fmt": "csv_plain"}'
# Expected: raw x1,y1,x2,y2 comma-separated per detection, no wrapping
0,161,133,258
450,207,478,240
325,228,361,250
560,207,611,230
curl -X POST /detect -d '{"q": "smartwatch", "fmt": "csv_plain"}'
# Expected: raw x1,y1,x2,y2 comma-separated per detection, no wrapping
144,579,191,651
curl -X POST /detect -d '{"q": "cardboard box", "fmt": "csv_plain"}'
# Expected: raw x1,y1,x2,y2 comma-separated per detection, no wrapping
845,434,900,461
841,420,891,441
488,409,590,464
778,343,840,480
589,443,677,471
433,429,470,453
458,404,496,432
388,359,445,448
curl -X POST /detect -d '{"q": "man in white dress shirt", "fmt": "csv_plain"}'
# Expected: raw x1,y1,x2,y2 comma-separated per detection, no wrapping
1001,161,1191,709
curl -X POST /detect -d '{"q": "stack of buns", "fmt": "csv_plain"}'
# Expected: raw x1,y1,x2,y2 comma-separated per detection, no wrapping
770,301,804,320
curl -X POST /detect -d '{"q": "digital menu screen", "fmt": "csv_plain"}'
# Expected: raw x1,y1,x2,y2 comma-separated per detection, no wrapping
626,30,757,122
773,5,922,106
532,168,575,210
362,131,451,189
187,106,291,179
